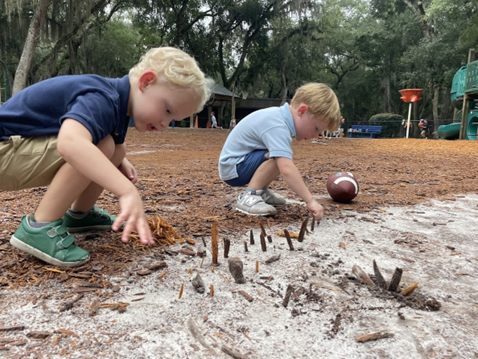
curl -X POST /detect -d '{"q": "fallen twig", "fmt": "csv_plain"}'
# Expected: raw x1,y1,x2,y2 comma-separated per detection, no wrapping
400,282,418,297
355,330,394,342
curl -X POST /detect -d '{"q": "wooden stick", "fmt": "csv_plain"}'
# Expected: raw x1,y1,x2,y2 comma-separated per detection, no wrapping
158,270,167,280
298,217,308,242
249,229,254,245
260,222,267,237
260,233,267,252
284,229,294,251
352,265,374,286
265,254,280,264
400,282,418,297
210,284,214,297
282,284,294,308
388,267,403,292
0,325,26,332
221,345,247,359
355,331,394,342
238,290,253,302
178,282,184,299
373,260,388,289
255,260,259,272
211,220,218,264
58,294,84,312
304,214,310,235
311,217,315,231
224,238,231,258
244,241,248,252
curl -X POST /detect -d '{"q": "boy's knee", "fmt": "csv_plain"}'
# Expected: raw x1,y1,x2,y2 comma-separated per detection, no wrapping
112,144,126,167
96,136,125,166
97,135,116,159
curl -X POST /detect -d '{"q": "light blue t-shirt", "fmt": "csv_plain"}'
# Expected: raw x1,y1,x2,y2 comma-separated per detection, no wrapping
218,103,296,181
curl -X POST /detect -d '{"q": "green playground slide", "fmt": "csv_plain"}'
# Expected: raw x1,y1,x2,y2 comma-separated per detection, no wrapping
437,109,478,140
437,123,461,140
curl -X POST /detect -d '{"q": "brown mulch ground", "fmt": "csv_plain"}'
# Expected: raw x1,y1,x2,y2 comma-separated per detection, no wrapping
1,128,477,288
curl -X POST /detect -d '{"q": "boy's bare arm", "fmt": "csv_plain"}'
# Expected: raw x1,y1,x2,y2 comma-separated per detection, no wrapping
57,119,153,244
275,157,324,221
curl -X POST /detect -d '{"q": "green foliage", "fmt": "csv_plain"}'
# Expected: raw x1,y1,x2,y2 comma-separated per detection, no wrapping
1,0,476,125
82,19,141,77
369,113,403,138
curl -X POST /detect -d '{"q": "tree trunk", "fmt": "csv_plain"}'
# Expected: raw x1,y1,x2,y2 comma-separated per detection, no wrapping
219,102,226,127
281,73,288,105
383,76,391,113
432,82,439,132
439,85,452,125
12,0,51,95
231,85,236,121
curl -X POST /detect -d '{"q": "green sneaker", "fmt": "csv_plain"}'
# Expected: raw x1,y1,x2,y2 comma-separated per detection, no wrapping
63,205,117,233
10,215,90,267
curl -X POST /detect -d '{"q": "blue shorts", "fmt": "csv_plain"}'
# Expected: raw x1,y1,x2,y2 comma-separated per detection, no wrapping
225,150,269,187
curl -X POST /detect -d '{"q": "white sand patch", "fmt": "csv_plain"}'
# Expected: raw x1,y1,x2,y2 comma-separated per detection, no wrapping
1,195,478,358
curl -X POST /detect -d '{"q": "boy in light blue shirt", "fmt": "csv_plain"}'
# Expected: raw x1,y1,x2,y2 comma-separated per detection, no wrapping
218,83,341,220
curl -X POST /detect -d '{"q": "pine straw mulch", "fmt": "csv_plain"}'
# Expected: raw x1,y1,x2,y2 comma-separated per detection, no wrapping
1,128,478,289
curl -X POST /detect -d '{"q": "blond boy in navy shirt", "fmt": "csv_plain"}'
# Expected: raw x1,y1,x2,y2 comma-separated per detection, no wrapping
0,47,213,267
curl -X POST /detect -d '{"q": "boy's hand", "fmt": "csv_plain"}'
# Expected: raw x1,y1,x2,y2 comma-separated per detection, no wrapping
275,157,324,222
118,158,138,184
113,190,154,245
306,199,324,222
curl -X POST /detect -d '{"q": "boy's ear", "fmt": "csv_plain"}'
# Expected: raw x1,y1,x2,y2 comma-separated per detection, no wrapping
297,104,308,117
138,71,157,92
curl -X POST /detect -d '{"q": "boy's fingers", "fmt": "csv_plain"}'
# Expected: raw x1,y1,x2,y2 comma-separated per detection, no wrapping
121,220,136,243
118,216,153,245
137,221,153,245
112,216,126,232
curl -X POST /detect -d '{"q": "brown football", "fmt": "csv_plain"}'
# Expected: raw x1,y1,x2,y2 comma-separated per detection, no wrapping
326,171,359,203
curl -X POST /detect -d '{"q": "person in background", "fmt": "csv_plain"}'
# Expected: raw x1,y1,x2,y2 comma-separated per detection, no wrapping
337,116,345,137
402,119,412,137
211,111,222,130
418,119,429,139
228,116,237,133
312,131,327,144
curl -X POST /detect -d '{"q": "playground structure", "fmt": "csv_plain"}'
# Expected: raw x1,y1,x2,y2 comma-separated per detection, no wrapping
441,49,478,140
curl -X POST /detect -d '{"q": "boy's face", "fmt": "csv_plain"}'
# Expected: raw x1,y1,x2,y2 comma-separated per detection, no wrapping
293,104,329,141
130,72,197,132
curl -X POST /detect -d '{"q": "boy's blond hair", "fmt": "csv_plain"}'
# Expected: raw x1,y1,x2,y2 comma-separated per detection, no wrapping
129,47,214,113
291,83,341,130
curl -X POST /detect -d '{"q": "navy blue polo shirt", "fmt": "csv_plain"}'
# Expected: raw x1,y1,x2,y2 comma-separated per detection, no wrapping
0,74,131,145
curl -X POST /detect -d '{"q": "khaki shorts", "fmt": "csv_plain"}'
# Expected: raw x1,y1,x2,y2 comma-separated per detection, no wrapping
0,136,65,191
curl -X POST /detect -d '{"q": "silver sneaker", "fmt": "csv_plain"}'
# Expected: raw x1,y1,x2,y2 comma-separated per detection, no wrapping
236,193,277,216
262,188,287,206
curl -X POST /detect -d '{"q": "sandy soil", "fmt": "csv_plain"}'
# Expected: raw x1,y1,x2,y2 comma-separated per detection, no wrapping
1,129,478,358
